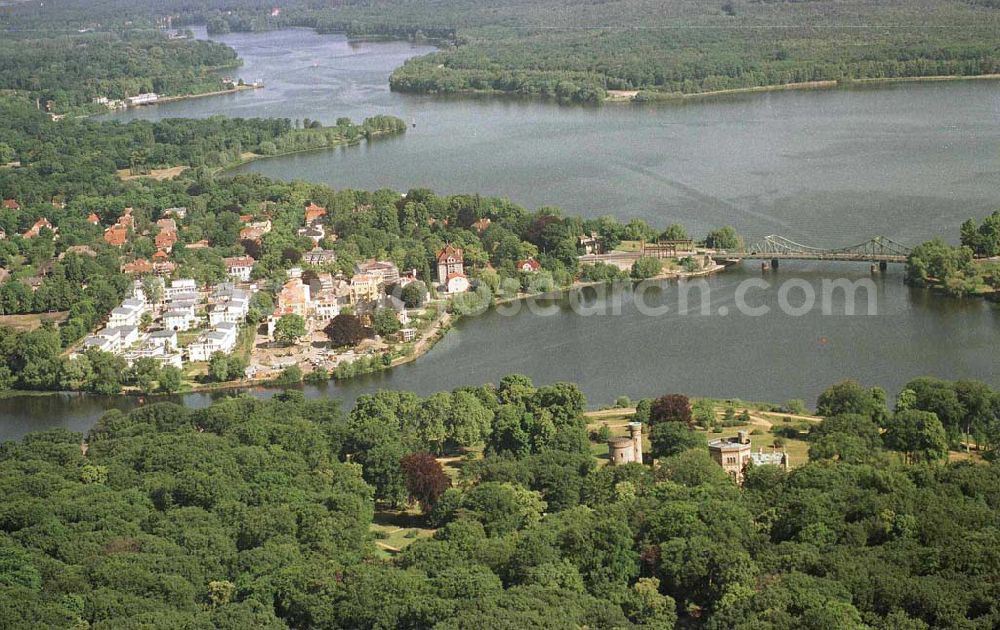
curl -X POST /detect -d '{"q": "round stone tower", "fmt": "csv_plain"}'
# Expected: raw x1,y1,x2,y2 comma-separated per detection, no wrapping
608,421,644,466
608,436,636,465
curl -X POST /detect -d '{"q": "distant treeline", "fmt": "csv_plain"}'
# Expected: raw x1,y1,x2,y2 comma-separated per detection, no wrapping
0,30,240,111
5,0,999,103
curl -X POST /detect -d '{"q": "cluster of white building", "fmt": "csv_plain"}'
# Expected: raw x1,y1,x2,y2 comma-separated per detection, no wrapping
79,277,256,369
91,93,160,110
163,278,199,332
186,284,251,361
81,282,184,368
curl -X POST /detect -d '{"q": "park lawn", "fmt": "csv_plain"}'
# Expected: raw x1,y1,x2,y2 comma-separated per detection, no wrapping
0,311,68,332
184,361,208,380
436,448,480,483
591,440,612,463
116,165,188,181
370,508,436,558
948,449,987,464
584,404,817,468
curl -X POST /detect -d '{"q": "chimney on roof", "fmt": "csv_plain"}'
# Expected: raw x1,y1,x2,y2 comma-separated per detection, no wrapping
738,430,749,445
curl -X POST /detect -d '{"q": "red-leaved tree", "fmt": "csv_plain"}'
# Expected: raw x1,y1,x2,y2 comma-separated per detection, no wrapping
650,394,692,426
400,452,451,513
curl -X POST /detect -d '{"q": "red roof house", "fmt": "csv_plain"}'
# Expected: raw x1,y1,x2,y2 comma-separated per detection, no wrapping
304,202,327,224
23,217,56,239
154,229,178,252
103,224,128,247
517,258,541,272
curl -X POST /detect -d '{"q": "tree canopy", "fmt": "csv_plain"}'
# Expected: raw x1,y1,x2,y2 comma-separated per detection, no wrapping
0,376,998,627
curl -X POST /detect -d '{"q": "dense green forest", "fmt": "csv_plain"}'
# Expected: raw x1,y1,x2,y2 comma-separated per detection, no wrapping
0,375,998,627
5,0,999,102
0,30,242,112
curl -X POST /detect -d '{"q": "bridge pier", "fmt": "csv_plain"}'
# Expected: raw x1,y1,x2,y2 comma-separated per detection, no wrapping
770,258,779,270
879,260,888,272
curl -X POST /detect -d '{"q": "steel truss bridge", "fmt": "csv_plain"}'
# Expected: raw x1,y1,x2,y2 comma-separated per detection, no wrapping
721,235,911,265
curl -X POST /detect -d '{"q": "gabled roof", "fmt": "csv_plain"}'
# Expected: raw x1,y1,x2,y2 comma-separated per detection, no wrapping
121,259,153,274
24,217,55,239
223,255,255,268
304,202,327,223
437,244,463,264
103,224,128,247
154,230,177,248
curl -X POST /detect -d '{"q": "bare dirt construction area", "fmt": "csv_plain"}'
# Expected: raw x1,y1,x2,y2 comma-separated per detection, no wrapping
117,166,188,181
0,311,68,332
249,326,389,378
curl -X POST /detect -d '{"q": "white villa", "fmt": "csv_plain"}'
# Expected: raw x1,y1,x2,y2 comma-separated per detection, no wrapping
187,322,239,362
147,329,178,351
124,342,183,369
164,308,196,332
164,279,197,300
83,325,140,354
107,297,147,328
224,256,255,282
208,284,250,326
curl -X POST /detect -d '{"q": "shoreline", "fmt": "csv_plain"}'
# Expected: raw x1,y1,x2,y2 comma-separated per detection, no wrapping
186,26,1000,110
113,126,405,182
617,74,1000,103
236,261,728,390
389,72,1000,105
132,83,262,108
0,262,727,400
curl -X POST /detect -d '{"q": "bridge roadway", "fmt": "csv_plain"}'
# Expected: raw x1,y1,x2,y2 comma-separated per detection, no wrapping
577,235,912,269
718,235,911,265
719,251,908,263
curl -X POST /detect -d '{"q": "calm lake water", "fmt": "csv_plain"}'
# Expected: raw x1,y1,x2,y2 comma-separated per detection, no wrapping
4,28,997,441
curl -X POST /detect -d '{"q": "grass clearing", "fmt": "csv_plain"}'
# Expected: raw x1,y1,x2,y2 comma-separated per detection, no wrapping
0,311,68,332
116,165,188,181
370,508,436,558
